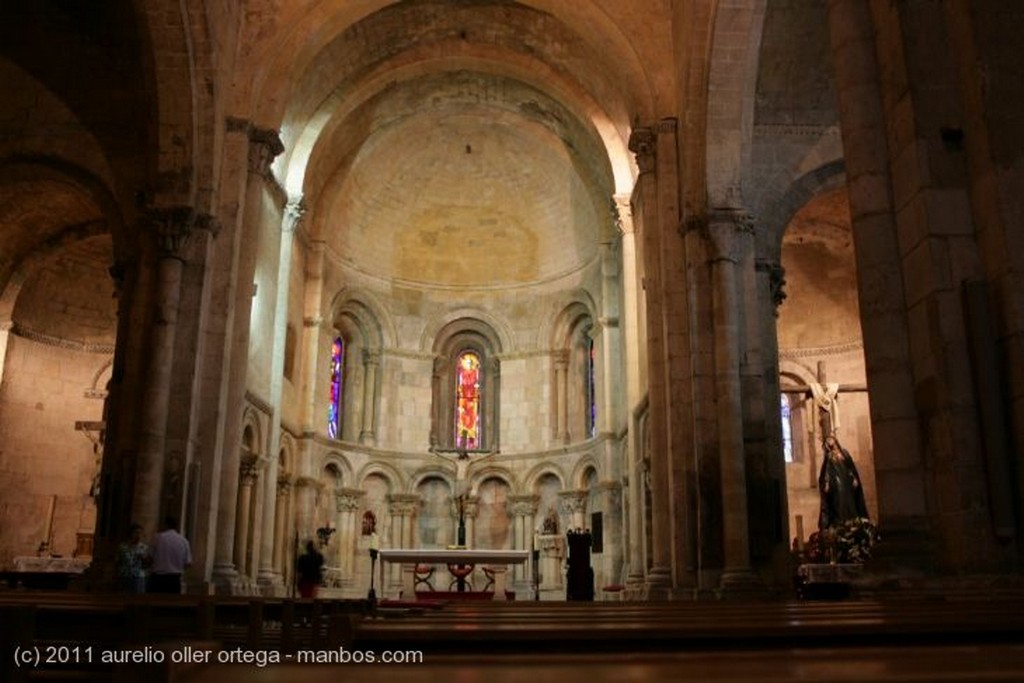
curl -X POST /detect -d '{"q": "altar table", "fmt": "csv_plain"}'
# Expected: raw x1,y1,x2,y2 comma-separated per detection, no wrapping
377,549,529,601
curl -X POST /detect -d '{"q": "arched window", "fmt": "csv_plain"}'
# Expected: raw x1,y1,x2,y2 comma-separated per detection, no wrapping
455,350,482,449
780,393,793,463
328,337,344,439
586,336,596,438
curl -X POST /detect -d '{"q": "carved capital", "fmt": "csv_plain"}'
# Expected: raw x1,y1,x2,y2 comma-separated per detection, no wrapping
335,488,364,513
552,348,570,368
558,489,588,514
284,197,307,233
387,493,419,517
510,494,539,518
705,208,755,264
362,348,381,367
144,206,215,260
239,456,259,485
628,126,656,174
756,258,787,314
248,127,285,177
461,495,480,519
613,194,634,234
276,477,292,498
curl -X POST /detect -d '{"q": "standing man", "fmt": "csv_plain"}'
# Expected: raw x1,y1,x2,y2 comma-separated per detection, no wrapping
148,516,192,594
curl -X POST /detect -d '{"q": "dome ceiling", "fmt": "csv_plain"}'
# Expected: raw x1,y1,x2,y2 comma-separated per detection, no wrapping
311,70,611,289
267,1,659,291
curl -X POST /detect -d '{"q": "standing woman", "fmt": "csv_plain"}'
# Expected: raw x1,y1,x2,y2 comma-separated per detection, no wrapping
116,523,149,594
817,434,869,530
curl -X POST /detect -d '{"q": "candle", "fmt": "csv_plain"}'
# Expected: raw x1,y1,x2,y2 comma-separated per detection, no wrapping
43,494,57,549
795,515,805,552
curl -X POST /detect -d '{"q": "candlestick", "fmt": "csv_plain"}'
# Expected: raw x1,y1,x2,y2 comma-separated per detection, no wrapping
43,494,57,552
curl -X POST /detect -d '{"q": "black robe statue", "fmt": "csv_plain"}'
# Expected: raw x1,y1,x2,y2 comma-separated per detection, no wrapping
817,445,869,530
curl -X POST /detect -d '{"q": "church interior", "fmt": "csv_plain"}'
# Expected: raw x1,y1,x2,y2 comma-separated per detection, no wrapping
2,0,1024,680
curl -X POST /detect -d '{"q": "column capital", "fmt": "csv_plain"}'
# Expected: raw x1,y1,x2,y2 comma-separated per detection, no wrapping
248,126,284,177
558,489,589,514
627,125,656,174
283,197,307,233
362,348,381,367
705,208,756,264
755,258,788,314
612,193,634,235
239,455,259,484
144,206,218,260
461,495,480,519
387,493,419,516
552,348,570,368
509,494,539,517
276,476,292,497
335,487,365,512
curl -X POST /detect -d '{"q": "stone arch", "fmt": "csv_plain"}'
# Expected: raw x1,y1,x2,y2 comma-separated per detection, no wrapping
422,309,512,356
429,316,506,452
356,461,405,493
240,408,263,457
409,466,457,494
132,0,217,211
524,462,567,493
571,455,602,490
761,161,847,261
705,0,769,208
329,288,396,349
468,466,516,497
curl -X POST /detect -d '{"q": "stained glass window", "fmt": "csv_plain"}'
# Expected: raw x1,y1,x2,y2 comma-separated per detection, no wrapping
328,337,344,439
455,351,481,449
781,393,793,463
586,336,597,438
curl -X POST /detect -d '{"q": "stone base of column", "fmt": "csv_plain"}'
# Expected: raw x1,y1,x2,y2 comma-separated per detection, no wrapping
718,568,765,598
644,567,672,600
358,431,376,446
624,572,647,600
257,570,285,596
510,578,533,600
211,565,250,595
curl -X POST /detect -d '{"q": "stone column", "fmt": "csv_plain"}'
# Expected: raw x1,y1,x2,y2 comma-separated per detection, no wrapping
463,495,479,548
509,495,538,588
233,456,258,576
559,490,588,531
359,350,380,445
131,208,200,536
386,494,419,593
707,210,760,593
257,199,305,594
628,125,672,599
335,488,364,585
553,350,570,443
273,476,292,578
429,357,447,448
212,128,284,591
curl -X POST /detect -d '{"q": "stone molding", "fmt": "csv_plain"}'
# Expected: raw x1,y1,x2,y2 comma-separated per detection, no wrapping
753,123,840,138
244,390,274,418
10,323,115,354
779,340,864,359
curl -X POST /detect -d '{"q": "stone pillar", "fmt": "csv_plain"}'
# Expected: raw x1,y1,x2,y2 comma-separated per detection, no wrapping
559,490,588,531
553,349,570,443
707,210,760,593
825,0,932,570
212,128,284,591
463,495,479,548
131,208,200,537
335,488,364,585
258,199,306,594
509,495,538,589
273,476,292,578
233,456,258,576
386,494,418,594
359,350,379,445
627,125,672,599
429,357,447,448
616,193,646,593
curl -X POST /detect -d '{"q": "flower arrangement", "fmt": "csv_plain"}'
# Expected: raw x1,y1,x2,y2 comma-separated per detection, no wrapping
800,517,880,564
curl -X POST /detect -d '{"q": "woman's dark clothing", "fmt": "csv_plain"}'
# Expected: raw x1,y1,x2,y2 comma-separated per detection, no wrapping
818,447,869,530
296,548,324,598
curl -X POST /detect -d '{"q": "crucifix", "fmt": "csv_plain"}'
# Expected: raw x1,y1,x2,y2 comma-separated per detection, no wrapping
429,429,496,547
781,360,867,487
